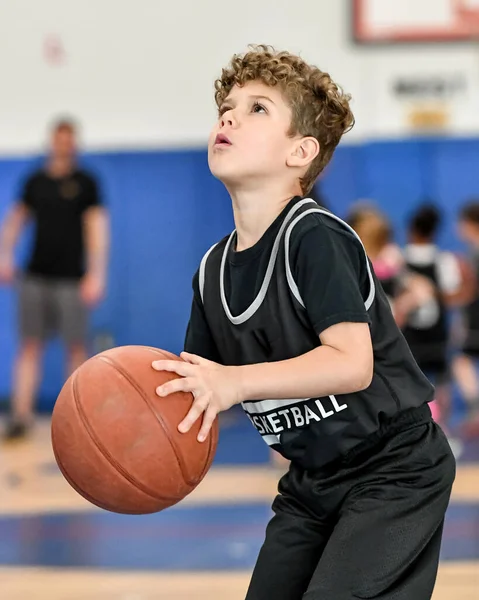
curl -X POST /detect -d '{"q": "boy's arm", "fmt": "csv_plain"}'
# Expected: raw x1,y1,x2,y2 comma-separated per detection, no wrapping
239,321,372,401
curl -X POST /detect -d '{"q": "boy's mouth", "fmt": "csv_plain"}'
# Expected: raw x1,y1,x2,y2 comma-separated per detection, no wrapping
215,133,232,146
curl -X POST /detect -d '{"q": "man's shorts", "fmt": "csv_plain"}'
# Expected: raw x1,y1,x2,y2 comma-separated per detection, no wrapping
18,274,87,345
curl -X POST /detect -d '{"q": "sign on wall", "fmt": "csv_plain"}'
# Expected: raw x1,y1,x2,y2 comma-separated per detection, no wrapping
353,0,479,43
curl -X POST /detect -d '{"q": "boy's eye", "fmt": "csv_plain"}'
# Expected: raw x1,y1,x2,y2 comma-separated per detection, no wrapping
252,102,266,114
218,105,232,116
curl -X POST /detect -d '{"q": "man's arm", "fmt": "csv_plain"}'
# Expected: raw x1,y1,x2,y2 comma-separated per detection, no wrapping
0,203,30,282
84,206,109,280
81,206,109,305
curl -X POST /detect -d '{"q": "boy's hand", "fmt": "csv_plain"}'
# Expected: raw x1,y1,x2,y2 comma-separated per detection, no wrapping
152,352,243,442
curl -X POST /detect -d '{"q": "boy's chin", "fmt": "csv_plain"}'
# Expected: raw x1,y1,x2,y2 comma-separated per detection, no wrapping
208,164,243,186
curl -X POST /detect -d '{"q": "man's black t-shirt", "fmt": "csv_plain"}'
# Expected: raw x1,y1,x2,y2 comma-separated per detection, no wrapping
19,168,101,279
185,196,434,470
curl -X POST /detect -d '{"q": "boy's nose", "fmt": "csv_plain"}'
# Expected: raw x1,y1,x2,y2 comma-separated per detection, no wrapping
221,115,234,128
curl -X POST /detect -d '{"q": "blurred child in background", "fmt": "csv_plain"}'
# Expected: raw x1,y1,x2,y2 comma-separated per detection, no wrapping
401,204,465,434
348,202,469,449
347,203,403,303
453,200,479,436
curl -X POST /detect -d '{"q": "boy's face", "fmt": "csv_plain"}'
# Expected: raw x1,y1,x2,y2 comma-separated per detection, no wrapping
208,81,300,188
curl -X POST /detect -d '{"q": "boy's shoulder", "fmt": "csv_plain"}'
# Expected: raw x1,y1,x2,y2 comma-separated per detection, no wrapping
287,205,364,257
198,204,364,267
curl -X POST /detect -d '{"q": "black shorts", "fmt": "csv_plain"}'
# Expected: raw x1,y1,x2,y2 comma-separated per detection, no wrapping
246,419,455,600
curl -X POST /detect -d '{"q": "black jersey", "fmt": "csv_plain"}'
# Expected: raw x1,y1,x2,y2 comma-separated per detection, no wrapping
402,244,449,369
185,197,434,470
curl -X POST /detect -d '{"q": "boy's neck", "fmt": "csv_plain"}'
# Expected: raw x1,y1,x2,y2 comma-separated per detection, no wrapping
229,186,300,251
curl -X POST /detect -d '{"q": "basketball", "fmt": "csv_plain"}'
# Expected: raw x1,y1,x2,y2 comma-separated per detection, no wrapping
51,345,218,514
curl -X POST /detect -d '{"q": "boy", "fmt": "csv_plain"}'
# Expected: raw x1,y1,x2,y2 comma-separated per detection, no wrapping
152,46,455,599
453,201,479,435
401,203,461,431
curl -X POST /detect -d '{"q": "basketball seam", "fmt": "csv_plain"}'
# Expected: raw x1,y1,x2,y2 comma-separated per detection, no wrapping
53,428,183,513
71,365,184,502
98,352,191,486
143,346,217,486
52,427,140,513
143,347,217,485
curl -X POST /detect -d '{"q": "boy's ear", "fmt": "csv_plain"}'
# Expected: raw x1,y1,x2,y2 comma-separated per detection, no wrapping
287,136,320,168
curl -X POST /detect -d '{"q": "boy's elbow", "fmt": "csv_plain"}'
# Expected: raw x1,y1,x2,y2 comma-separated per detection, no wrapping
346,355,373,393
355,366,373,391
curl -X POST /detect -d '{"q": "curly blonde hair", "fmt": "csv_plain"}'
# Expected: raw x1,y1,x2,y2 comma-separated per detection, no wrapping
214,45,355,195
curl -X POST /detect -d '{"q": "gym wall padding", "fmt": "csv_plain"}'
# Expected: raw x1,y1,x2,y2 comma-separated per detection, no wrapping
0,138,478,408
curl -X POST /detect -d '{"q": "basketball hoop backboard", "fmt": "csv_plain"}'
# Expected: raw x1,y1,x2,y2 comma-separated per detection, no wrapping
353,0,479,43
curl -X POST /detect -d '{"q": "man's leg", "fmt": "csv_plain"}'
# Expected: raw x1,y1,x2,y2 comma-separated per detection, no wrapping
5,276,46,440
55,279,88,377
67,342,88,376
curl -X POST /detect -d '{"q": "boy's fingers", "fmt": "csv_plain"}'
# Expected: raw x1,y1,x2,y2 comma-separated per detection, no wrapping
197,406,218,442
178,397,209,433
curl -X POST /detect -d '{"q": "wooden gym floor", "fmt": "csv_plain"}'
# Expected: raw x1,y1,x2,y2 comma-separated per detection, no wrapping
0,411,478,600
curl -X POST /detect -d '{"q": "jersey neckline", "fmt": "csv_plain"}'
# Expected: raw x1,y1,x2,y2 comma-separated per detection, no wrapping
227,196,302,266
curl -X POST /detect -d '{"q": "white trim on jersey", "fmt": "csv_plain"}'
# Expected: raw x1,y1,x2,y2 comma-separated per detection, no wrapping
198,198,376,315
243,394,349,447
262,434,282,446
242,397,309,414
284,202,376,311
219,198,315,325
199,242,218,303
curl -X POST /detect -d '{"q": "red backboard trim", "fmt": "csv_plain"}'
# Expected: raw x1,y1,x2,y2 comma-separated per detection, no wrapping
353,0,479,43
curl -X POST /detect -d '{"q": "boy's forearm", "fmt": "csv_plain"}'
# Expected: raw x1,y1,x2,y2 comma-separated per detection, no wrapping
237,345,372,402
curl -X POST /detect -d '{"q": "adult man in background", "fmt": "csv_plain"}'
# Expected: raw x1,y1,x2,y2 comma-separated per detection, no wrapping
0,119,109,440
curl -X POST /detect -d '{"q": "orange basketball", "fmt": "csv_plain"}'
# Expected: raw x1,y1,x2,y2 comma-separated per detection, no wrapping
51,345,218,514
